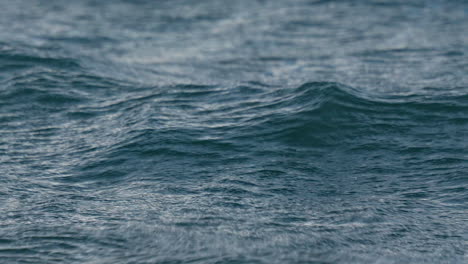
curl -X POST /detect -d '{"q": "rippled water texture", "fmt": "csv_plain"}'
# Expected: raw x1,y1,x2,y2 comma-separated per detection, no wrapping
1,0,467,263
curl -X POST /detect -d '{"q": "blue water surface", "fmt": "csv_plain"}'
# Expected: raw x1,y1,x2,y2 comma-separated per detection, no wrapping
0,0,467,263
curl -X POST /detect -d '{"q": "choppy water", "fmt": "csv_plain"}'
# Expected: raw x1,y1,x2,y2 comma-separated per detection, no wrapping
1,0,467,263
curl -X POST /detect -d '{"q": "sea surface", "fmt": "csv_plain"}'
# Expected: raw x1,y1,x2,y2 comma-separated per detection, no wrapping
1,0,467,263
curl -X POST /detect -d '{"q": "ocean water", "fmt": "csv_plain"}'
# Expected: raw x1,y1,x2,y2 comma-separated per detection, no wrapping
1,0,467,263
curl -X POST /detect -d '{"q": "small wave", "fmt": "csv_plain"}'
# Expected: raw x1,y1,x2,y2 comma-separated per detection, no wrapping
0,45,81,73
238,82,468,147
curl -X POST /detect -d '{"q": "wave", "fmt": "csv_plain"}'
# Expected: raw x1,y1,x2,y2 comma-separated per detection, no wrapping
20,79,458,186
229,82,468,147
1,55,465,189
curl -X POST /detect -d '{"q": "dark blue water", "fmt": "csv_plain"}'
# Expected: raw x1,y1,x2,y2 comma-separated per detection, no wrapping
1,0,467,263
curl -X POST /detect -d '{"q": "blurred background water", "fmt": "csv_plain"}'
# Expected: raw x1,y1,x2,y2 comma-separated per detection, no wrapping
0,0,467,263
